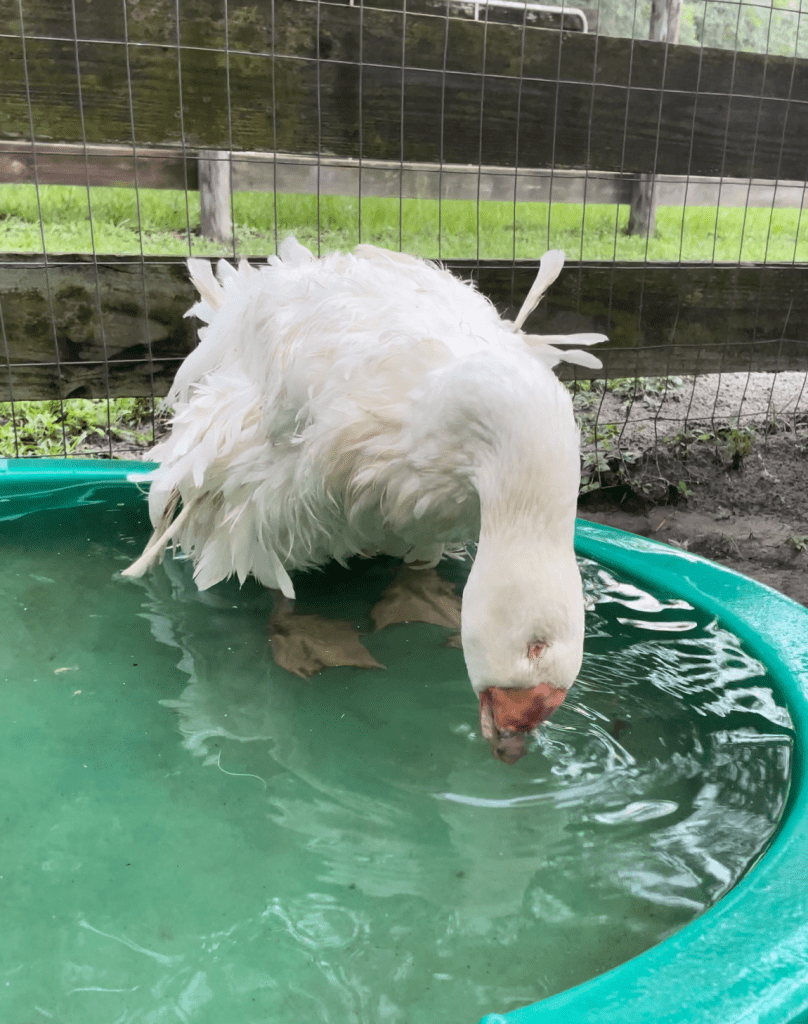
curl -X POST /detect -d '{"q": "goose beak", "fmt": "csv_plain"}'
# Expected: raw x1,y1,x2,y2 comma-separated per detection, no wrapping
478,684,567,764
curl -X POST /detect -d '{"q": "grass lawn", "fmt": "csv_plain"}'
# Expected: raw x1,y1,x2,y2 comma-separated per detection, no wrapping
2,183,808,262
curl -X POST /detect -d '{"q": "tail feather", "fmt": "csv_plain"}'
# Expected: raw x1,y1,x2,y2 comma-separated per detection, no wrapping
279,236,315,265
184,259,224,326
354,244,425,267
172,259,260,402
187,258,223,309
512,249,566,331
121,492,196,578
216,258,240,284
516,252,608,369
546,347,604,370
524,332,607,348
524,331,607,370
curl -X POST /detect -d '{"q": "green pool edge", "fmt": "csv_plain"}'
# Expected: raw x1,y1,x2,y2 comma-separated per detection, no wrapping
3,458,808,1024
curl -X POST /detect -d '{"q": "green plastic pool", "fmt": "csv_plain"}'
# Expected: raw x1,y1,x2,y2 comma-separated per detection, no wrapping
2,459,807,1024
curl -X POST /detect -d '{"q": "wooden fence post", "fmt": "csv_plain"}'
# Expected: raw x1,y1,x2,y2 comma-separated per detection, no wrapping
198,150,233,245
627,0,683,239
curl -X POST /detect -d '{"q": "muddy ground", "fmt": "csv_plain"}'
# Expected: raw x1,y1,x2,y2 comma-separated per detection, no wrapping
577,373,808,607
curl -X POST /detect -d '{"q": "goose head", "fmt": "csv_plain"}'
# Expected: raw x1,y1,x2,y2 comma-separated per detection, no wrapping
460,535,585,764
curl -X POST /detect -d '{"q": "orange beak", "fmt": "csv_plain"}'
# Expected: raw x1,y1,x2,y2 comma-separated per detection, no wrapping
479,684,567,764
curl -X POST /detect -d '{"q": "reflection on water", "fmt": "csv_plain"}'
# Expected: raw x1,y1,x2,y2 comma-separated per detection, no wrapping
0,507,794,1024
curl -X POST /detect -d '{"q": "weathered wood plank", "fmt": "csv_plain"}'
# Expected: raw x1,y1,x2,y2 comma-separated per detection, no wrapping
2,0,808,179
1,253,806,400
469,261,808,378
0,256,195,400
0,141,196,189
3,141,808,209
5,141,808,210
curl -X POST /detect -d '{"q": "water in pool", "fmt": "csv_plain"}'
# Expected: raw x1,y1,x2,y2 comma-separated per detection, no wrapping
1,498,793,1023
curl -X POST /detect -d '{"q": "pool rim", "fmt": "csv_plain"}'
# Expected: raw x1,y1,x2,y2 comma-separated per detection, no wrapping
2,457,807,1024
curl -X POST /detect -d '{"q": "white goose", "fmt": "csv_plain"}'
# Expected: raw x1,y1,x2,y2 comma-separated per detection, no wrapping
123,239,606,762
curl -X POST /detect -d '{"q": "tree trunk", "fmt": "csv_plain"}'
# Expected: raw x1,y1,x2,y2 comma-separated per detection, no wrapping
649,0,682,42
626,0,683,239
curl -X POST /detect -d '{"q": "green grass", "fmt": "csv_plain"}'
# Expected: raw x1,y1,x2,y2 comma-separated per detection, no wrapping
0,398,158,458
3,183,808,262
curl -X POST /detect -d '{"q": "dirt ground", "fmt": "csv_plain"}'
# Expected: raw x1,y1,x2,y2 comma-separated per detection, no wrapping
593,370,808,451
578,372,808,607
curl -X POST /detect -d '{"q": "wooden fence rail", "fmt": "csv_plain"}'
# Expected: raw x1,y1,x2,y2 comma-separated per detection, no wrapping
2,141,808,209
2,254,806,401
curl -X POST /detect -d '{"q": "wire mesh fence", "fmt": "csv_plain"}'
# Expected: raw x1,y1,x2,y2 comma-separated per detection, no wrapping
1,0,807,491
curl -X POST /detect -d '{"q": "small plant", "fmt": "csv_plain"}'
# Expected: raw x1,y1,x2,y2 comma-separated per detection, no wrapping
661,428,714,458
0,398,157,458
788,535,808,553
721,421,756,469
568,375,686,409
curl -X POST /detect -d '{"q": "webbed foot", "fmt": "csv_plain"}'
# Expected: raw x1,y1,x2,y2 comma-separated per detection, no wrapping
371,566,462,632
268,605,384,678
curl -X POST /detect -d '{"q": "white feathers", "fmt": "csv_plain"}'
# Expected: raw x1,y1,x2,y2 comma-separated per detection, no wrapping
186,257,222,310
503,251,606,370
550,348,604,370
523,332,606,348
354,244,425,267
279,236,316,265
125,239,607,600
512,248,566,331
525,336,606,370
121,496,197,579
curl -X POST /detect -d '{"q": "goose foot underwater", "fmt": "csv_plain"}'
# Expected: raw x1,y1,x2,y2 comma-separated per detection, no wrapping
371,566,462,633
267,595,384,678
267,567,462,678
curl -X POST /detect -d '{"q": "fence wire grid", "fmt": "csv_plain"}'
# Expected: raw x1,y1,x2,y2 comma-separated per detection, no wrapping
1,0,807,494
